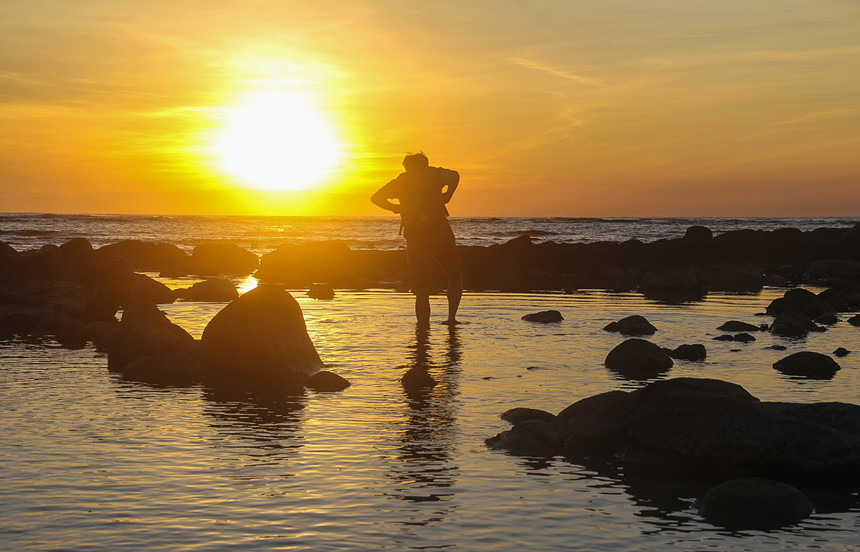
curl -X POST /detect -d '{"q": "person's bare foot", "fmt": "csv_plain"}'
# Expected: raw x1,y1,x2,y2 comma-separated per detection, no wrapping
441,319,467,326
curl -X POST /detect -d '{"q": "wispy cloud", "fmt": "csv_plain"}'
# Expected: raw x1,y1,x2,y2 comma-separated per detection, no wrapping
505,56,603,87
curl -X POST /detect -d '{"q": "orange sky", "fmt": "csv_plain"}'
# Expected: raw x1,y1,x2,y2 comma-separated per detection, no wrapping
1,1,858,216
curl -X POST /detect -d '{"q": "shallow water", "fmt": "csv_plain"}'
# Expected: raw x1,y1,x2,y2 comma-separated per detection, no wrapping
2,288,859,551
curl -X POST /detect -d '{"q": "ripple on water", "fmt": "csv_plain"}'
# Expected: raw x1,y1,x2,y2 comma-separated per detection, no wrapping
1,290,859,551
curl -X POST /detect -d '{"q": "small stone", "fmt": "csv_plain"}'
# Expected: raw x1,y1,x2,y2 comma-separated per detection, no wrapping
833,347,851,357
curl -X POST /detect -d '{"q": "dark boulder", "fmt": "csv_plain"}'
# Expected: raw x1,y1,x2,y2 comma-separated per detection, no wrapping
555,390,634,457
695,478,813,530
773,351,841,379
603,315,657,336
667,344,706,361
96,240,189,271
818,288,850,312
683,225,713,241
200,284,325,388
713,334,735,341
305,370,351,392
604,338,673,380
107,302,195,372
814,313,838,325
177,278,239,302
522,310,563,323
488,377,860,482
834,347,851,357
501,407,556,425
767,288,836,319
733,332,756,343
717,320,760,332
770,309,818,337
848,314,860,327
191,243,259,275
0,305,89,349
58,238,93,256
0,242,16,256
256,241,352,286
307,283,335,300
129,272,175,305
807,259,860,285
639,265,707,297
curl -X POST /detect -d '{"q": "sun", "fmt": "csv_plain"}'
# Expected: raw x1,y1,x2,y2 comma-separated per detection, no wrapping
210,90,342,191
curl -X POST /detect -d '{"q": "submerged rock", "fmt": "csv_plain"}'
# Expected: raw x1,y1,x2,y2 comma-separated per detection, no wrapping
773,351,841,379
307,283,335,300
522,310,563,323
305,370,351,392
717,320,760,332
696,478,813,530
667,343,706,361
603,315,657,336
604,338,673,380
106,302,195,373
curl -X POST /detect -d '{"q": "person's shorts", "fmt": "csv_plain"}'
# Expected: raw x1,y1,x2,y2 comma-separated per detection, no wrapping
405,224,461,294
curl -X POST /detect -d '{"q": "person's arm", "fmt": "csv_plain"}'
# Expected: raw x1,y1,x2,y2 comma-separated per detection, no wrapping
441,170,459,204
371,183,401,214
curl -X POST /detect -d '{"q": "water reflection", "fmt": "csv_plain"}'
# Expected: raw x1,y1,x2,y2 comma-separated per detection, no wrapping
202,387,306,462
384,325,462,516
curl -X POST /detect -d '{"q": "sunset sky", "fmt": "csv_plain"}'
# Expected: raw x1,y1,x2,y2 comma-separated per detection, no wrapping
1,1,858,216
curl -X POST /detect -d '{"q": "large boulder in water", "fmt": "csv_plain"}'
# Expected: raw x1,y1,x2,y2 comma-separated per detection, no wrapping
604,338,673,379
200,284,325,388
487,377,860,482
773,351,841,379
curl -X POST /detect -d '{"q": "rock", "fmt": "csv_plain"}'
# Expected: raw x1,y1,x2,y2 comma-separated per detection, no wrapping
668,344,706,361
639,265,707,297
121,351,207,386
814,313,838,325
500,407,556,425
107,302,195,372
604,338,673,380
834,347,850,357
401,366,437,390
96,240,189,271
307,283,335,300
683,225,713,241
717,320,760,332
696,478,813,530
486,420,559,457
128,272,175,305
59,238,93,256
767,288,836,319
770,309,818,337
555,390,634,457
0,242,16,256
848,314,860,327
179,278,239,302
807,259,860,285
603,315,657,336
489,377,860,481
200,284,325,389
522,310,563,323
706,262,763,293
0,305,89,349
773,351,841,379
305,370,351,392
713,334,735,341
818,288,850,312
191,243,259,275
733,332,756,343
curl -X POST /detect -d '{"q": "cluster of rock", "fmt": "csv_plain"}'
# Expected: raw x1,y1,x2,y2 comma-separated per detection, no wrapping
486,377,860,529
0,238,348,392
247,223,860,295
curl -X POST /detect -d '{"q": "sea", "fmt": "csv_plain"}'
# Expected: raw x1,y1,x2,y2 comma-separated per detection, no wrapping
1,214,859,551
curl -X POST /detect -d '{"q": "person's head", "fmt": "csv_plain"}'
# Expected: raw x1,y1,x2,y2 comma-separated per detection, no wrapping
402,152,429,172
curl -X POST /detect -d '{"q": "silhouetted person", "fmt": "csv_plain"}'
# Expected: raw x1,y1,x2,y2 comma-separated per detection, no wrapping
371,152,462,326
